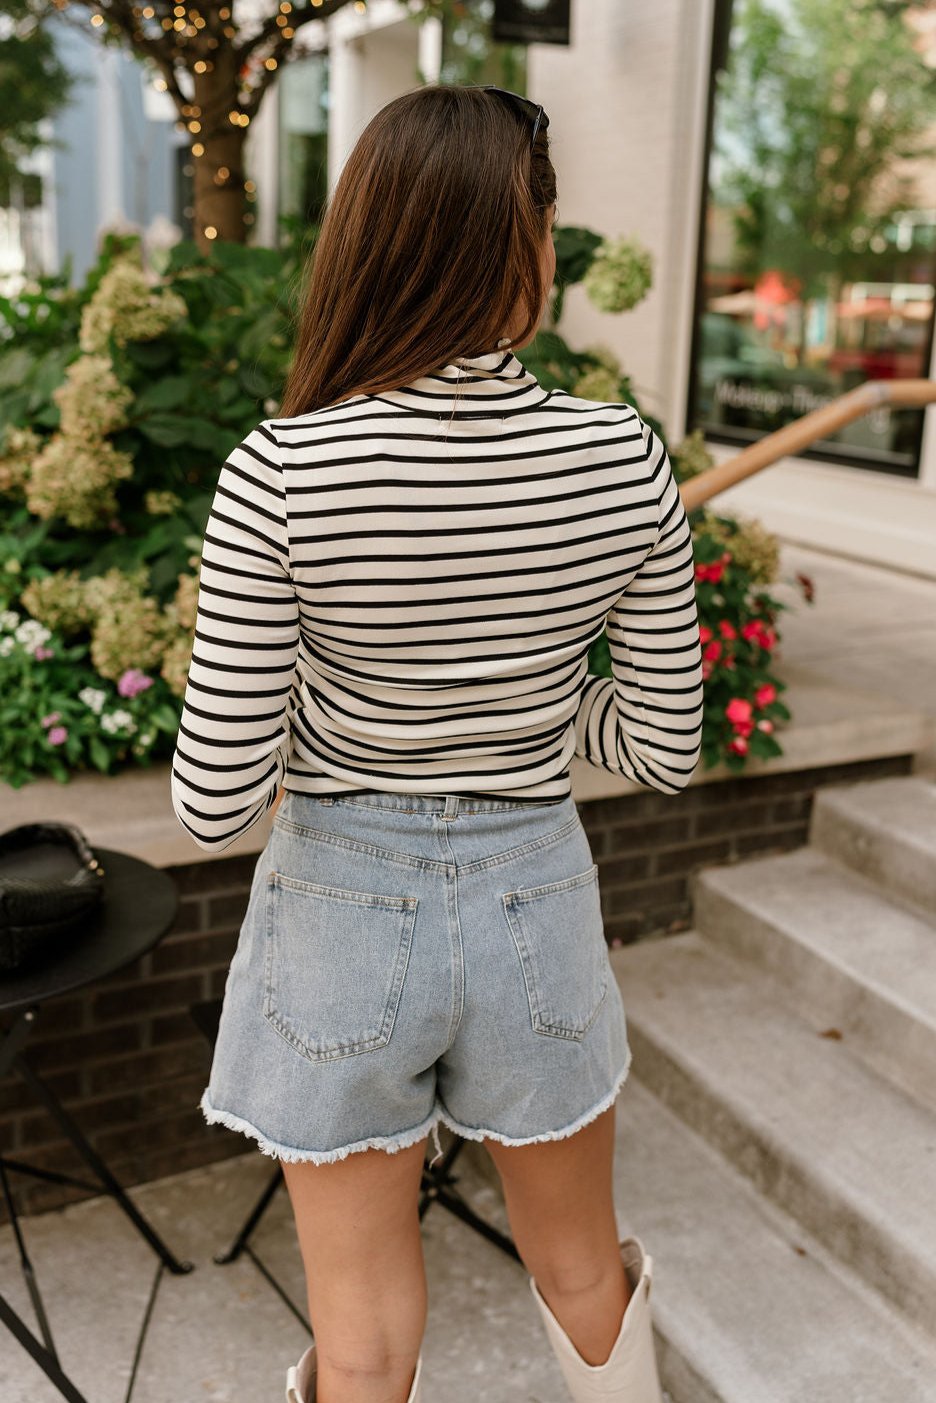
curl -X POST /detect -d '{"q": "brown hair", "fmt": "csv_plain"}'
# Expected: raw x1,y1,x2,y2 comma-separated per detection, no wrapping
278,84,557,418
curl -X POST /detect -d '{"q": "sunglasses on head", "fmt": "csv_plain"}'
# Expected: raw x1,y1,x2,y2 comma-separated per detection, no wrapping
479,86,549,147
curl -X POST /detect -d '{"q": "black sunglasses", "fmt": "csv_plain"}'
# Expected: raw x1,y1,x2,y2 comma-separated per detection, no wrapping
479,86,549,147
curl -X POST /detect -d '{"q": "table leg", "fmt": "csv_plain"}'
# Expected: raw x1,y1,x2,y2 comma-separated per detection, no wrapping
0,1292,91,1403
11,1050,194,1274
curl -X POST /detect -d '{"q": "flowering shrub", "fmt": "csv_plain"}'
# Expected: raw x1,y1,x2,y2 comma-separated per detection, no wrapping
0,225,312,785
582,236,654,314
0,607,181,787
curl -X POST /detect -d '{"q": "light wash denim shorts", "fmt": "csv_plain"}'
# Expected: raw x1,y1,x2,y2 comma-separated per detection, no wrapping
200,790,631,1166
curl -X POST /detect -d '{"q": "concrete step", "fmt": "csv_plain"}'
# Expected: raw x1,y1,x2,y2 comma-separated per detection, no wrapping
612,1078,936,1403
609,932,936,1336
809,775,936,918
691,847,936,1113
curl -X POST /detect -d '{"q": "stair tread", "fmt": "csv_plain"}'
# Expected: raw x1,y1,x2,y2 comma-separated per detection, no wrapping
694,846,936,1026
814,775,936,862
810,776,936,915
614,1078,936,1402
610,932,936,1262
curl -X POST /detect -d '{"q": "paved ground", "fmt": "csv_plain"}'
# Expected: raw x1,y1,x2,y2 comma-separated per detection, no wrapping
766,541,936,774
2,540,934,1403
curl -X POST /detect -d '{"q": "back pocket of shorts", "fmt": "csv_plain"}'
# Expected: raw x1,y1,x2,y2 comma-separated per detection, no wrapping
263,872,418,1063
503,865,608,1042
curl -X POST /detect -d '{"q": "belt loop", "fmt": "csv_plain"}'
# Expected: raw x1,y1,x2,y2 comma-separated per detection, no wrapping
443,795,459,819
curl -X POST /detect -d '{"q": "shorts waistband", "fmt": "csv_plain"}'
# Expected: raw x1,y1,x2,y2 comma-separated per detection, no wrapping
295,790,569,818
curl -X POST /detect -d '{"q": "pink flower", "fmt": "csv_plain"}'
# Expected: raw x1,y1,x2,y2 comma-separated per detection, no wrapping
727,735,748,755
118,668,154,698
41,711,62,728
699,624,713,645
703,639,722,662
725,697,753,726
755,683,777,708
47,726,68,746
33,645,54,660
757,718,774,734
718,619,737,640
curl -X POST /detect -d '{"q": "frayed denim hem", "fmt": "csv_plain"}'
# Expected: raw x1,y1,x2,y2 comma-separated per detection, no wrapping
434,1046,633,1149
199,1089,444,1166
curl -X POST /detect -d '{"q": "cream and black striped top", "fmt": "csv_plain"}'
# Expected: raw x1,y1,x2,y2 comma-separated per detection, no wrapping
170,348,705,852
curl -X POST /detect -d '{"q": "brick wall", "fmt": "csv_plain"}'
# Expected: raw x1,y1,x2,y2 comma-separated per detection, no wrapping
0,753,912,1222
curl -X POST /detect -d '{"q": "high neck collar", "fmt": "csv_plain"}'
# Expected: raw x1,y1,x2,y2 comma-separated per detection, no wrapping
360,346,550,413
448,348,526,377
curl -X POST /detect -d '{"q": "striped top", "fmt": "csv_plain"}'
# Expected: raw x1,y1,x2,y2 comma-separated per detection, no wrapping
170,348,705,852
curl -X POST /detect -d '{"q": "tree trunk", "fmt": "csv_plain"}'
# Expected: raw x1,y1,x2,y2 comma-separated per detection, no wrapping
192,49,249,250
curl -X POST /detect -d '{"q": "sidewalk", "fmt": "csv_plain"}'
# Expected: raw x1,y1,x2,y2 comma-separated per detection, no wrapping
768,540,936,775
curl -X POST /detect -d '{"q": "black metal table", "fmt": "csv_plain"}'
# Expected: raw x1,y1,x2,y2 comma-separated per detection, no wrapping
0,847,191,1403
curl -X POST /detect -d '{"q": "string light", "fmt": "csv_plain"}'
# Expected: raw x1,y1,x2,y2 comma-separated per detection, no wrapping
188,120,201,132
204,226,218,240
90,12,104,24
264,56,277,69
194,59,207,72
191,141,205,156
282,26,293,37
154,77,167,90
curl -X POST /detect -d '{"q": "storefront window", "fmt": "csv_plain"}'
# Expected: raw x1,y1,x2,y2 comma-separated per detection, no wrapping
689,0,936,476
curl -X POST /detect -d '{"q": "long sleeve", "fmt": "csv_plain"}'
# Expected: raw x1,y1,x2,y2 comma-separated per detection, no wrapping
170,422,300,852
574,419,704,792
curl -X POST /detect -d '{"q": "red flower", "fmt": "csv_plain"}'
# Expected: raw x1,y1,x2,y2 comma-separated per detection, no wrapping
741,618,777,651
727,735,748,755
699,624,713,645
703,640,722,662
755,683,777,707
725,697,753,726
718,619,737,640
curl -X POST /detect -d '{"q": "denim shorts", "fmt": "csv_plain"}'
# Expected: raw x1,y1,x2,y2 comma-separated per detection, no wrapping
200,789,631,1166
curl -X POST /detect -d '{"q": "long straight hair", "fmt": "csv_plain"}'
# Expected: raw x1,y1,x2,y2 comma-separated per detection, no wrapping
278,84,557,418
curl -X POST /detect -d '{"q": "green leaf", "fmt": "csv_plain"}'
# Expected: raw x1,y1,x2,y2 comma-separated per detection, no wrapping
135,376,195,413
89,735,111,772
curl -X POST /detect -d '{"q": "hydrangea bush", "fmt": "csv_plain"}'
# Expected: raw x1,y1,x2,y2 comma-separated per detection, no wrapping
0,221,807,786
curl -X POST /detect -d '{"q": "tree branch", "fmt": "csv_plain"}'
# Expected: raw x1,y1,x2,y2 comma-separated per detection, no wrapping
236,0,354,65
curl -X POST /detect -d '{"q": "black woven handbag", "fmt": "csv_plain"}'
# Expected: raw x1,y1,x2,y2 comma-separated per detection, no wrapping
0,822,106,975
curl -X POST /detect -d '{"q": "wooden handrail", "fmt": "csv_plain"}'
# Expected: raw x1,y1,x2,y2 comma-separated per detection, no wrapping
679,378,936,512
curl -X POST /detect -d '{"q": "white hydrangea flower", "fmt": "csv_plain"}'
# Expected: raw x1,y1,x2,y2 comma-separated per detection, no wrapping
100,709,137,735
0,610,19,631
79,686,109,714
15,619,51,649
0,636,14,656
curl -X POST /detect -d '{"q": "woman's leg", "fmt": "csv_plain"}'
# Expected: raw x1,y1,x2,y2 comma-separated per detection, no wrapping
280,1135,429,1403
483,1102,631,1366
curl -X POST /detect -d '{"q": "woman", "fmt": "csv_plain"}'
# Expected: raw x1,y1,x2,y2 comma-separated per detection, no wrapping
171,83,704,1403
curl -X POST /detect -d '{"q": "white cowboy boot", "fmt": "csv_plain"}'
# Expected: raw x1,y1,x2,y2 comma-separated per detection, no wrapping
529,1235,664,1401
285,1342,424,1403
